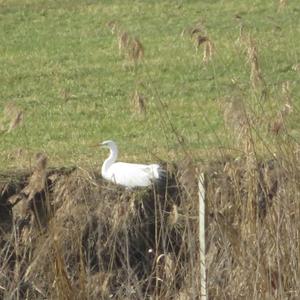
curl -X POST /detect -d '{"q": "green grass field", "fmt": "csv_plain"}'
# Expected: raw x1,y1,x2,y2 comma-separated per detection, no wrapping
1,0,299,170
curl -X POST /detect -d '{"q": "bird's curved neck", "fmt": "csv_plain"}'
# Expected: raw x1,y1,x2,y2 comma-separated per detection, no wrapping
102,144,118,175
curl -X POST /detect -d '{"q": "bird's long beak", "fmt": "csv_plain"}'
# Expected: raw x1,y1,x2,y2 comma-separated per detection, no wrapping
89,143,100,148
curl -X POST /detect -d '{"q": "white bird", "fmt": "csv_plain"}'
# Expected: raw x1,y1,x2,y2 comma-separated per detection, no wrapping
100,140,165,188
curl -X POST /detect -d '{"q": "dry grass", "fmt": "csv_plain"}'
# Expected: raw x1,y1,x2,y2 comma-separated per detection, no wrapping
246,37,265,91
107,20,144,66
202,39,214,63
0,147,300,298
278,0,288,12
131,90,147,115
0,163,199,299
235,27,267,97
0,102,24,134
118,31,130,55
205,152,300,299
268,81,293,136
182,21,214,63
222,96,250,149
128,37,144,64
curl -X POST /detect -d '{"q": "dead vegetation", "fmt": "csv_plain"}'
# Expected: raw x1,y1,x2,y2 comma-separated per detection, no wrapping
131,90,147,115
0,102,24,134
246,37,265,91
107,20,144,65
182,20,214,63
234,23,267,96
0,151,300,299
278,0,288,12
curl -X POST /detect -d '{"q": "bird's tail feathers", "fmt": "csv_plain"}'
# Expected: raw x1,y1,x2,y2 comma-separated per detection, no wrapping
158,167,167,179
152,164,166,179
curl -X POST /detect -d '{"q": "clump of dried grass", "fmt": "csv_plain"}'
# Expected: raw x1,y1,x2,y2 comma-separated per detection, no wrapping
128,37,144,64
10,153,48,230
222,96,250,150
235,28,267,97
181,20,206,39
0,102,24,133
131,90,146,114
118,31,130,55
269,81,293,136
193,35,214,63
246,37,265,92
234,14,248,47
182,20,214,63
278,0,288,12
106,20,120,34
107,20,144,66
202,39,214,63
292,63,300,72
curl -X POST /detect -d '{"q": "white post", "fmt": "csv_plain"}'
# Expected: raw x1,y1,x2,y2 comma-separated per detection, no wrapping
198,173,207,300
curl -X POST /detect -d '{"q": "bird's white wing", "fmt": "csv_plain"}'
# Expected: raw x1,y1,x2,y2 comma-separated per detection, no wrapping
107,162,161,188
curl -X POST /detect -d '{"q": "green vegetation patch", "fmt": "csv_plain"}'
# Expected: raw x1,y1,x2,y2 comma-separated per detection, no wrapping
1,0,299,170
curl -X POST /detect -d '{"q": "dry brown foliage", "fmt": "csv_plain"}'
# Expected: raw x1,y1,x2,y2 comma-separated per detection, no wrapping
0,151,299,298
8,111,23,133
268,81,293,136
0,102,24,133
106,20,120,34
292,63,300,72
128,37,144,64
223,97,249,147
246,37,265,91
278,0,288,11
203,39,214,63
206,154,300,299
195,35,208,47
235,22,247,46
181,20,206,39
9,153,48,232
193,35,214,63
107,21,144,65
118,31,130,55
131,90,146,114
182,21,214,63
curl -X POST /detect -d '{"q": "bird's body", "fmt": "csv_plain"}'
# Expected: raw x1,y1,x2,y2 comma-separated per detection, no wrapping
100,140,165,188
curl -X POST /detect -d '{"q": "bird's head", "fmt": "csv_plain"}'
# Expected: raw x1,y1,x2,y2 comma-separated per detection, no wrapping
100,140,117,149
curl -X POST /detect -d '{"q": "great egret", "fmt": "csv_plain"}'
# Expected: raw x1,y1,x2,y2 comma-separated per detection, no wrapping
100,140,165,188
